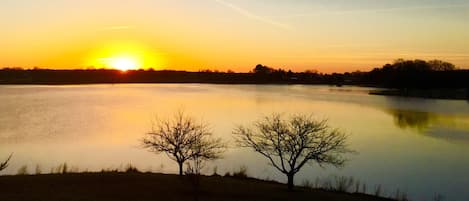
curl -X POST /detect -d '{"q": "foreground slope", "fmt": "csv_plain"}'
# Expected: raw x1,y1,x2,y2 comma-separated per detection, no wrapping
0,173,394,201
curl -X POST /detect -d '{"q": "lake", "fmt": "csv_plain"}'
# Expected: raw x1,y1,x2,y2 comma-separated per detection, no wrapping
1,84,468,201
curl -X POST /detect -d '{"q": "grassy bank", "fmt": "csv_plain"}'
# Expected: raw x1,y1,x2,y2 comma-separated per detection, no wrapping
0,172,395,201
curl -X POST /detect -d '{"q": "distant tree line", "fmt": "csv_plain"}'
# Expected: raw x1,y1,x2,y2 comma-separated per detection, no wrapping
360,59,467,88
0,59,467,89
0,68,344,85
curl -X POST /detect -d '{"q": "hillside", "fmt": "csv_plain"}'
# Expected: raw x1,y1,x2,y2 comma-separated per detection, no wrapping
0,172,395,201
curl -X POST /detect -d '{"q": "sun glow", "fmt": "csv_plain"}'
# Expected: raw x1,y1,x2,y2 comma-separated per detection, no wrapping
108,57,139,71
86,41,164,71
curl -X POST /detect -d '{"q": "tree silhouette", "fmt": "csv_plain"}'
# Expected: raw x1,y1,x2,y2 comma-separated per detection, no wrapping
253,64,274,74
234,114,352,190
365,58,464,89
142,111,225,175
428,60,456,71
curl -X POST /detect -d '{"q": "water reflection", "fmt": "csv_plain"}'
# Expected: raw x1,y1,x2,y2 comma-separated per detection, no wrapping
386,109,469,143
427,127,469,143
388,109,435,132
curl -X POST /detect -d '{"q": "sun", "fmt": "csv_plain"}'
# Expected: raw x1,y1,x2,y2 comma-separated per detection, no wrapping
109,57,139,71
86,41,165,70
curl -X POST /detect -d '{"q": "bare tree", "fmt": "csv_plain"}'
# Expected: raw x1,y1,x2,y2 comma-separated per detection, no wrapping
234,113,352,190
183,126,226,201
185,133,224,175
0,154,12,172
142,111,225,175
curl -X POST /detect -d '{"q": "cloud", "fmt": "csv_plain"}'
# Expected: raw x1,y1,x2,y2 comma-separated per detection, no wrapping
214,0,291,30
273,3,469,19
352,3,469,13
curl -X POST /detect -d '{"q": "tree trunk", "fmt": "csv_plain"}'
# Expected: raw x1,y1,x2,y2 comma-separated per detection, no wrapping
178,162,184,176
287,173,295,191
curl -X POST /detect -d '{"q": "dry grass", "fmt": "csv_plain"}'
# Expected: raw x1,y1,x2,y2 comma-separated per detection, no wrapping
0,172,396,201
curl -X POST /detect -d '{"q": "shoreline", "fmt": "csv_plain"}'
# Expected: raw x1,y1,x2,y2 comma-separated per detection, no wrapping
369,88,469,100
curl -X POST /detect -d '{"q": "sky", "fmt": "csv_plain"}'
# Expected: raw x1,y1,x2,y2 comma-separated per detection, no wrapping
1,0,469,72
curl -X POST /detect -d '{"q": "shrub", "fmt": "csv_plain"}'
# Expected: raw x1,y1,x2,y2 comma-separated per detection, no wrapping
35,164,42,174
125,163,140,173
232,166,248,178
17,165,29,175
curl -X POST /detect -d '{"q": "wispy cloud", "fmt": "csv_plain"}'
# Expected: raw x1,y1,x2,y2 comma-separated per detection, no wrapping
214,0,291,30
273,3,469,19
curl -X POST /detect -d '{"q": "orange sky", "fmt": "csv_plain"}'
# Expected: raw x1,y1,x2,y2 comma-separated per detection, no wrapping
1,0,468,73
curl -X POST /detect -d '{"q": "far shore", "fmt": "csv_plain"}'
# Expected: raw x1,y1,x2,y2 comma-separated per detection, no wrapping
1,66,468,100
369,88,469,100
1,81,468,101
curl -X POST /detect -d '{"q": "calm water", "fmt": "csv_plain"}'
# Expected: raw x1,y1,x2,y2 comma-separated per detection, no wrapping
1,84,468,201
